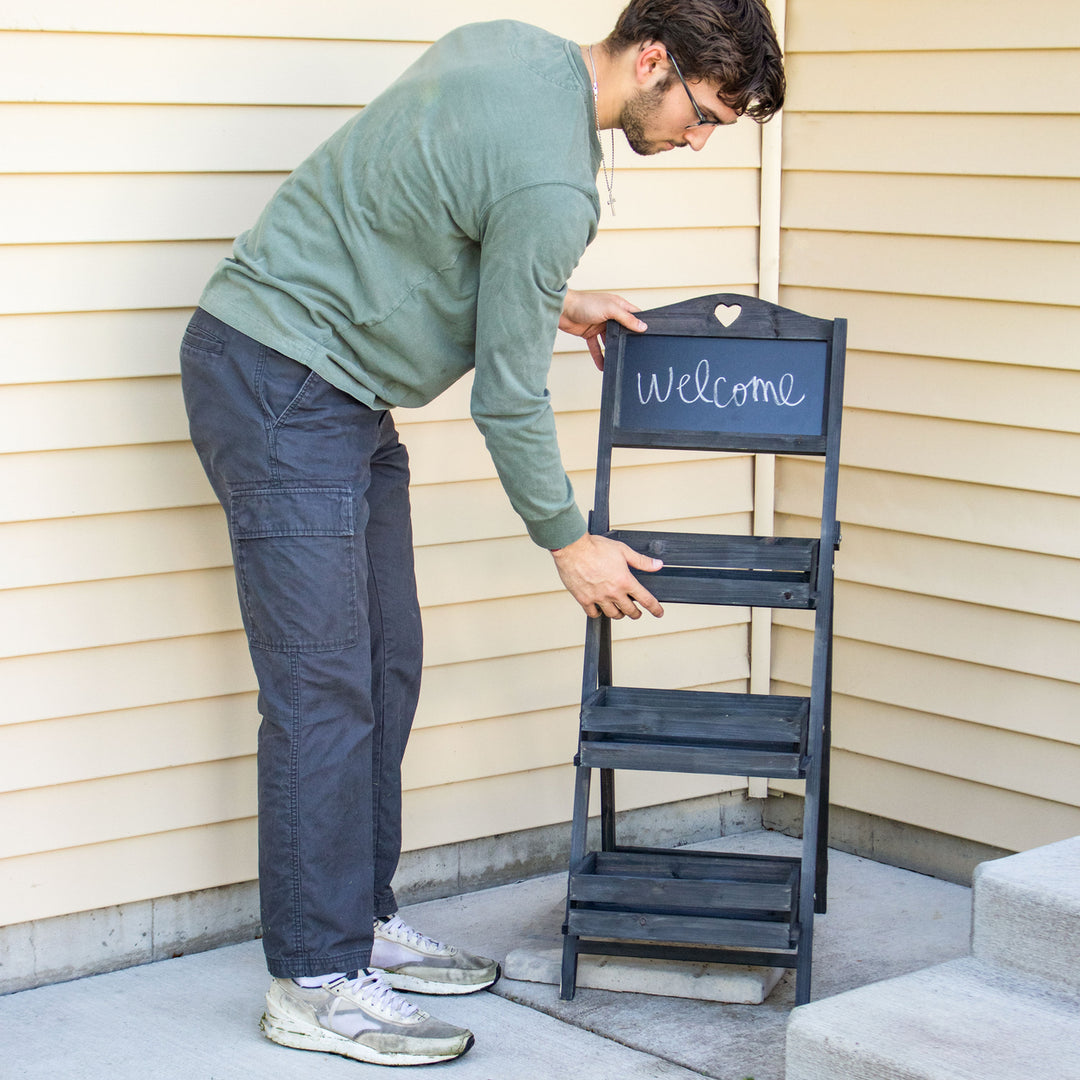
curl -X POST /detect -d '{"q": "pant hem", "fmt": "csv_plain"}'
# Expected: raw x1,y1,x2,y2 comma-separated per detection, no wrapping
265,951,373,980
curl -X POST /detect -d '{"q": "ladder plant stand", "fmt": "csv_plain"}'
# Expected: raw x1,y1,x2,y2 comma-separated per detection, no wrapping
560,293,846,1006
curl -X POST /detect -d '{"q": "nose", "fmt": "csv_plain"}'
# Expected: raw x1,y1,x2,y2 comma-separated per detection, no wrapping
685,125,716,152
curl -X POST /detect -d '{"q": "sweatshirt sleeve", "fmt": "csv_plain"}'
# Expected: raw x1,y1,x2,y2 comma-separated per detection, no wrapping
471,182,599,549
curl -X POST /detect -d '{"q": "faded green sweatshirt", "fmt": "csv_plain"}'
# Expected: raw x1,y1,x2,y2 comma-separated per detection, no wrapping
199,20,601,549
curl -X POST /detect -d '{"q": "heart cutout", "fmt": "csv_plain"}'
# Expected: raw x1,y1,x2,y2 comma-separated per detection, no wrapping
714,303,742,328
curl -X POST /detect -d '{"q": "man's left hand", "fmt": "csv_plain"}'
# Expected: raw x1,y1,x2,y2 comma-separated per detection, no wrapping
551,532,664,620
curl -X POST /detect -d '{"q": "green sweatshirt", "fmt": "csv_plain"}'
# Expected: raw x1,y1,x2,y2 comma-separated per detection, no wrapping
199,20,601,549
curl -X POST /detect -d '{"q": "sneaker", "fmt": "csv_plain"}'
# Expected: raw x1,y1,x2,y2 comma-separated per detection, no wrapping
370,914,501,995
260,969,474,1066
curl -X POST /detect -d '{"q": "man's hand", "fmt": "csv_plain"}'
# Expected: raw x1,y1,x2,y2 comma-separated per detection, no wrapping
559,289,648,370
551,532,664,620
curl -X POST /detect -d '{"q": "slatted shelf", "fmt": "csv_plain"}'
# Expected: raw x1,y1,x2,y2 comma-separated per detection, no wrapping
611,530,820,608
569,939,798,970
566,848,801,952
567,909,796,950
579,686,810,779
609,531,819,572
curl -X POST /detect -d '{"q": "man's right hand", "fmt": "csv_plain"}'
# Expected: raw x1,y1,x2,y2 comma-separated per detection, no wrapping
551,532,664,620
559,289,647,371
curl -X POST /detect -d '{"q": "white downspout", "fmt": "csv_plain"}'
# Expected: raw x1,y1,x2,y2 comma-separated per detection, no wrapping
748,0,786,801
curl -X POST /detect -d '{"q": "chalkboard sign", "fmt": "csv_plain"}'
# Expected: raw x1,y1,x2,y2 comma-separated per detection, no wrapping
615,334,827,439
567,291,847,1009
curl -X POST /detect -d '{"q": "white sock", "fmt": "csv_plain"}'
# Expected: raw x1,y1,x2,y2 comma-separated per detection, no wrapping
293,972,347,988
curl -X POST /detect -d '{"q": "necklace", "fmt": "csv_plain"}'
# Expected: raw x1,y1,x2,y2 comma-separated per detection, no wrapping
589,45,616,215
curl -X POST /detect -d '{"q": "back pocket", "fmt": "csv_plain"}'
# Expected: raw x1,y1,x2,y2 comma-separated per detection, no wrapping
181,313,226,356
230,486,359,652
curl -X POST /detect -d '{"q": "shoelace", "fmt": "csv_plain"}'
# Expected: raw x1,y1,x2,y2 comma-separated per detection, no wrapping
379,914,450,954
333,969,419,1021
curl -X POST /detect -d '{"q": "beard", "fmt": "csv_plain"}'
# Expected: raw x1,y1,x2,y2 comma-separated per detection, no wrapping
619,81,674,156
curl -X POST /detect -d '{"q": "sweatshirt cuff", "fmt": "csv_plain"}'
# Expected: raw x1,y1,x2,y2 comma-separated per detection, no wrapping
526,504,588,551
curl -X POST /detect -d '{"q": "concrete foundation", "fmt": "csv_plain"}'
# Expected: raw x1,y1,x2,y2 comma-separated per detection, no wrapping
763,793,1013,886
0,880,261,996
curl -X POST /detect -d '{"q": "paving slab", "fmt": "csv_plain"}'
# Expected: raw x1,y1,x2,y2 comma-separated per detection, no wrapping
0,937,707,1080
504,940,784,1005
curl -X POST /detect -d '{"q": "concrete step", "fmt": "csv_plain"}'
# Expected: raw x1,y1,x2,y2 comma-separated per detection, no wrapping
972,834,1080,994
785,956,1080,1080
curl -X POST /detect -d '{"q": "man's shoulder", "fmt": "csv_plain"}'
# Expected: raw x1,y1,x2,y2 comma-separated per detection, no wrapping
433,20,582,93
415,20,594,182
439,19,559,49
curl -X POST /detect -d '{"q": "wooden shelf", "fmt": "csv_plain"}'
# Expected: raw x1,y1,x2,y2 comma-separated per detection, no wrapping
566,848,801,955
612,530,820,608
580,686,810,779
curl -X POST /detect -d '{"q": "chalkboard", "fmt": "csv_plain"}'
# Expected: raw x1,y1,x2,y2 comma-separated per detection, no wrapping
614,333,828,440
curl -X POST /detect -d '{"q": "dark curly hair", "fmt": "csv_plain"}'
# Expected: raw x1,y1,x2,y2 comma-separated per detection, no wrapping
605,0,785,121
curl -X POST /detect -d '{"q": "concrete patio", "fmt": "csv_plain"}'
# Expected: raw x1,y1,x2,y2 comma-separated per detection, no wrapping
0,831,975,1080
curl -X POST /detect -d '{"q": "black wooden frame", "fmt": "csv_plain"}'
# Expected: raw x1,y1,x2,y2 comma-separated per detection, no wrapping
560,293,846,1006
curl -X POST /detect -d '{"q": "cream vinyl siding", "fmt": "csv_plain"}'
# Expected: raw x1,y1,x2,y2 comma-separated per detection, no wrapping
0,3,763,925
772,1,1080,850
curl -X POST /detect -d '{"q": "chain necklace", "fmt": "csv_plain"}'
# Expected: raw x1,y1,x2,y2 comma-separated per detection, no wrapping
589,45,616,215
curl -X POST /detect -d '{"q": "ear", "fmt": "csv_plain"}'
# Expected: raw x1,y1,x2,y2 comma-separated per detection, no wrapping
634,40,669,86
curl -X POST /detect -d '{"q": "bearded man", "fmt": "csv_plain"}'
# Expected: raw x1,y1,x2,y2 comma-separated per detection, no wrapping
180,0,783,1065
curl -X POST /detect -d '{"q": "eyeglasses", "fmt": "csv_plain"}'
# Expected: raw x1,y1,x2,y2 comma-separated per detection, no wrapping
667,52,724,129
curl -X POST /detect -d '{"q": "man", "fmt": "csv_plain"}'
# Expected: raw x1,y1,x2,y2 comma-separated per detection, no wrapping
180,0,783,1066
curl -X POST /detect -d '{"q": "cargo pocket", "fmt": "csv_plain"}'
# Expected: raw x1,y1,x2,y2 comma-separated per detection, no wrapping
230,486,359,652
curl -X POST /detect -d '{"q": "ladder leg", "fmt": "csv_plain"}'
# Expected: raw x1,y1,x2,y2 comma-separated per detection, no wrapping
561,763,593,1000
800,617,828,1005
795,934,814,1006
568,762,592,866
797,765,820,1006
597,613,617,852
600,768,616,851
815,632,834,915
560,934,580,1001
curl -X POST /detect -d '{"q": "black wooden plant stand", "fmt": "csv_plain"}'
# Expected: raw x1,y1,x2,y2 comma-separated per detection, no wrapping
560,293,846,1006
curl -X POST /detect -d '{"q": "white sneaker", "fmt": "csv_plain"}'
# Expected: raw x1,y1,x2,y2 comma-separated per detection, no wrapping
370,915,501,995
260,969,474,1065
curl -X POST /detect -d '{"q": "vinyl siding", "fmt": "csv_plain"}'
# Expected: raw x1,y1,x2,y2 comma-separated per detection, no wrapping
0,2,760,924
772,0,1080,851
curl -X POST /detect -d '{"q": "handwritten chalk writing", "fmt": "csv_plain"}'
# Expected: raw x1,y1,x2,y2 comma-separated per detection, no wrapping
637,359,806,410
638,370,673,404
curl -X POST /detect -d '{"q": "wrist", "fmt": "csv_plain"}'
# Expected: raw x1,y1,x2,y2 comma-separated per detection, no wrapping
551,531,590,559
